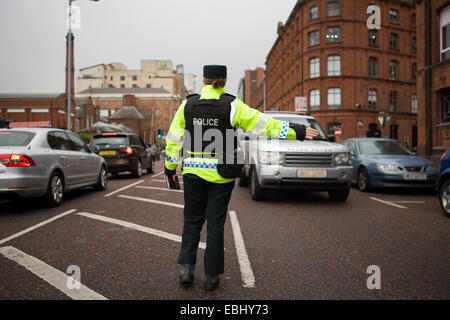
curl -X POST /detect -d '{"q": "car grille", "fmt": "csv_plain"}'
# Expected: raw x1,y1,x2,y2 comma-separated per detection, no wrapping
284,153,333,167
404,166,424,172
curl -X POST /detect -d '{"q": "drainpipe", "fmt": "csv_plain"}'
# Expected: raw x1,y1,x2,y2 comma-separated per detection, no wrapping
425,0,433,156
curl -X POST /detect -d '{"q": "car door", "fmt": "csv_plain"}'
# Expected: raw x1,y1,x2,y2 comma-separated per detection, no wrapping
67,132,99,184
47,131,78,187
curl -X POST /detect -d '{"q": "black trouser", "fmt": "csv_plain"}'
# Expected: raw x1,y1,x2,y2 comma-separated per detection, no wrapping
177,174,235,276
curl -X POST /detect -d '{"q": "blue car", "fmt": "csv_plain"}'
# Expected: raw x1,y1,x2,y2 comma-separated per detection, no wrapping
342,138,439,192
438,147,450,218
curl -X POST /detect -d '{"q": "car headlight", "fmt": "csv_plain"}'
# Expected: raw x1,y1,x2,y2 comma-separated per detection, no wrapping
258,151,283,165
426,166,437,172
376,164,398,171
333,153,352,166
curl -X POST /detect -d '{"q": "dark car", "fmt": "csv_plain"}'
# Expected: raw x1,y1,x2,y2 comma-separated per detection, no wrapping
149,145,160,161
90,133,154,178
438,147,450,218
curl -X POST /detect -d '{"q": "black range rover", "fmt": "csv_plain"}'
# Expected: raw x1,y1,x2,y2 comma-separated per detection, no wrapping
90,133,154,178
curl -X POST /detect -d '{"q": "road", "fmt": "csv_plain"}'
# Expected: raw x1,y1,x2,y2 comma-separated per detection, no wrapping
0,160,448,300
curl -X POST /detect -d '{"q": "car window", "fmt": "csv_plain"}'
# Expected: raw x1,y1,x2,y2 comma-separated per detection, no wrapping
358,140,412,155
48,131,72,151
271,116,327,141
0,131,36,146
91,136,128,145
348,141,357,154
67,132,88,153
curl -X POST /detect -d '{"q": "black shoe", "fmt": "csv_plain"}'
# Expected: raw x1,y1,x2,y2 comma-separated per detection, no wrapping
204,275,220,291
179,264,195,288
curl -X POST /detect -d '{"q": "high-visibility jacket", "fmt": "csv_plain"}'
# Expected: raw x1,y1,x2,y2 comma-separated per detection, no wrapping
165,85,300,184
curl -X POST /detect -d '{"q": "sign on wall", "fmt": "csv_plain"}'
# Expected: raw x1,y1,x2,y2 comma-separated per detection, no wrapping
295,97,307,113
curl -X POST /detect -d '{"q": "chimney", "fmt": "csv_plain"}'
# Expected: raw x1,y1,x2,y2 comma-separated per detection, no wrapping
123,94,137,106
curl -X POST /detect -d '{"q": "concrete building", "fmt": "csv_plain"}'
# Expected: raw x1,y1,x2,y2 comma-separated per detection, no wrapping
416,0,450,159
77,59,196,97
262,0,418,145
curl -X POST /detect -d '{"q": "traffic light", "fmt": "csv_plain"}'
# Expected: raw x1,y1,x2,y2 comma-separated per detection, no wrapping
157,128,163,139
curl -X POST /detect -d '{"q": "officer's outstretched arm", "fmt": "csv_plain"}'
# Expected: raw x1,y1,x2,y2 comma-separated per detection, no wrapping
165,101,186,175
233,100,317,141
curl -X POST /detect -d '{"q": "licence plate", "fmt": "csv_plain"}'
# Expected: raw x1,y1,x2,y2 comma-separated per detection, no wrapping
297,169,327,178
404,174,427,181
100,151,117,156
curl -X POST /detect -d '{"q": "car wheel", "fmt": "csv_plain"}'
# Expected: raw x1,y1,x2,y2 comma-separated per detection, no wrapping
358,167,371,192
95,166,108,191
329,187,350,202
250,167,266,201
439,180,450,218
147,158,154,174
43,172,64,207
238,170,249,187
132,160,142,178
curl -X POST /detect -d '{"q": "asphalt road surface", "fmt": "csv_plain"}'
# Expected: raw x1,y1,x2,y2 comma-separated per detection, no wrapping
0,160,448,300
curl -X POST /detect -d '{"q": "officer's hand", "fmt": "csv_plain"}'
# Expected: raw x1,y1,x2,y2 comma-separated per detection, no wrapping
305,123,319,140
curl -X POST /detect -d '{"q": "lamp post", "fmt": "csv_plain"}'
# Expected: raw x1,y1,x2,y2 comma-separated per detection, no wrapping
67,0,99,131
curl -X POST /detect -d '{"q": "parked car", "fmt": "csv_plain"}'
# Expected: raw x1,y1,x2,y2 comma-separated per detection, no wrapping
342,138,439,192
238,112,353,201
438,147,450,218
0,122,107,207
90,133,154,178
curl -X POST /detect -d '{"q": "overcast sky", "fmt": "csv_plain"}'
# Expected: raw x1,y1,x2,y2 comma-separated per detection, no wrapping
0,0,297,95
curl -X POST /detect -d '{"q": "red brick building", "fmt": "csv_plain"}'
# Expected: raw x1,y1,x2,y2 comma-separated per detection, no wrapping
416,0,450,159
238,68,265,107
262,0,418,146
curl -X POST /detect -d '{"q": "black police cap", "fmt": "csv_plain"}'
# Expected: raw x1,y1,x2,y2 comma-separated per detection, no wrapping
203,65,227,79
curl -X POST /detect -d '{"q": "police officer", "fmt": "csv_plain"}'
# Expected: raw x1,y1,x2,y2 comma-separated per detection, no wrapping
165,65,319,291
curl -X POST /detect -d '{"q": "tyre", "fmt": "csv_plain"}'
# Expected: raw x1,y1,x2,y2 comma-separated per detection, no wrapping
94,166,108,191
238,171,249,187
357,167,371,192
43,172,64,207
328,187,350,202
147,158,154,174
439,179,450,218
250,166,267,201
132,160,142,178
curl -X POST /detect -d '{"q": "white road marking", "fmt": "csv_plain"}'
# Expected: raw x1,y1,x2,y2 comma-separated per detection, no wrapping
390,201,426,204
151,171,165,178
370,197,407,209
104,180,144,197
0,246,107,300
152,179,184,184
77,212,205,249
136,186,184,193
118,195,184,209
0,209,77,246
229,211,255,288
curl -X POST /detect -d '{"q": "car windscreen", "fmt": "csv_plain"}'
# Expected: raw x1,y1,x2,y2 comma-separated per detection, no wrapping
91,136,128,146
272,116,327,141
0,131,36,146
358,140,412,155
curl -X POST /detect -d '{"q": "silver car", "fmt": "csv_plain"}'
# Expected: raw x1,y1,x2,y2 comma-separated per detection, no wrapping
0,125,107,206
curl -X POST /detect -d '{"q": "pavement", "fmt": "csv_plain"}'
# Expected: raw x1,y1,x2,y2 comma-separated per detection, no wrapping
0,160,448,300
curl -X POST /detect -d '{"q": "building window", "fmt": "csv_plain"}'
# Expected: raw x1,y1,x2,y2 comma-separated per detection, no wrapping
327,55,341,76
120,76,125,81
326,27,341,43
390,33,399,49
310,89,320,111
368,30,377,46
390,124,399,140
327,1,340,17
411,94,418,114
309,57,320,78
412,13,416,28
369,57,378,77
104,100,108,106
412,37,417,53
389,60,399,80
132,75,138,81
389,9,399,24
146,84,151,88
412,63,417,82
389,91,398,112
368,89,377,110
327,88,341,109
309,6,318,21
108,84,114,88
120,84,125,88
110,76,113,81
132,84,138,88
441,6,450,61
440,90,450,123
309,30,319,46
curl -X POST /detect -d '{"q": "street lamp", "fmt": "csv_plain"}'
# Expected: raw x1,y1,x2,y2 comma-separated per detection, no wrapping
67,0,99,132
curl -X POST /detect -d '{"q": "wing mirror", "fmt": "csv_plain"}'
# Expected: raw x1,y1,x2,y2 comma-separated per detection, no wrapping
88,144,100,153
